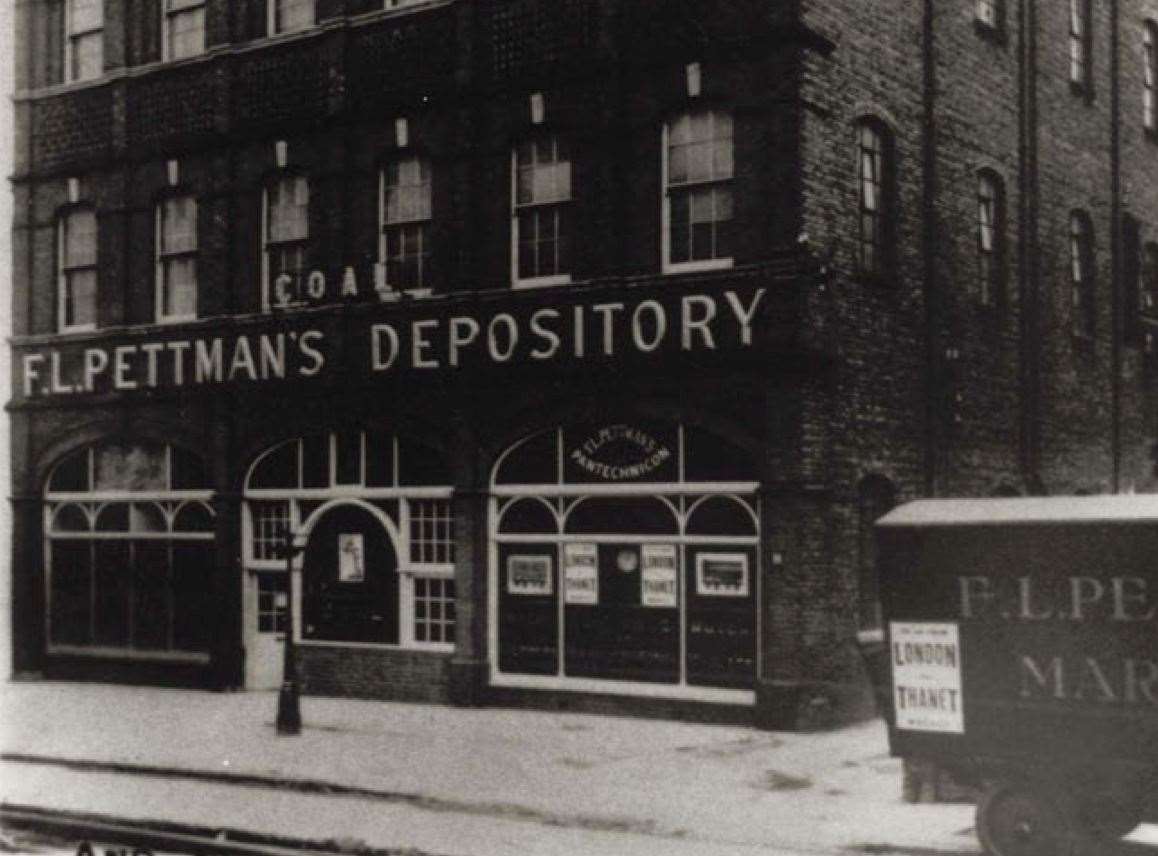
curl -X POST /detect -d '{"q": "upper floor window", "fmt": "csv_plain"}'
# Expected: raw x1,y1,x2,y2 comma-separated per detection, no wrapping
65,0,103,83
977,172,1005,306
1145,23,1157,131
380,156,432,291
264,174,310,309
163,0,206,61
58,208,98,332
1143,243,1158,317
156,195,198,322
856,119,894,279
513,136,572,286
1069,0,1091,90
663,110,734,273
976,0,1001,30
1070,211,1095,338
270,0,314,35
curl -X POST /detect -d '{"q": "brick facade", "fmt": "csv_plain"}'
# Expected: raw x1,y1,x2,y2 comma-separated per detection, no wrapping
10,0,1158,729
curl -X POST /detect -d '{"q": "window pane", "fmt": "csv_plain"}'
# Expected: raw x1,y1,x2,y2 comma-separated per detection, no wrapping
276,0,314,32
65,211,98,267
383,157,431,224
133,541,171,649
269,178,309,242
93,541,131,647
50,541,92,646
69,0,103,32
161,197,197,254
172,543,211,652
168,7,205,59
163,257,198,318
95,443,168,492
72,32,103,80
66,269,97,328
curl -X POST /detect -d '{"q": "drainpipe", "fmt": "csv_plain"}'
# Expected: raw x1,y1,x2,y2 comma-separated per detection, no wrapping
921,0,939,495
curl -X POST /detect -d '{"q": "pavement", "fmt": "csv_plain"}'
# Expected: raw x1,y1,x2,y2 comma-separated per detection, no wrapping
0,681,992,856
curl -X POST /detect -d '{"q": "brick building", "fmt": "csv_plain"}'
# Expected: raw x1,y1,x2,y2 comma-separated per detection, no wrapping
8,0,1158,729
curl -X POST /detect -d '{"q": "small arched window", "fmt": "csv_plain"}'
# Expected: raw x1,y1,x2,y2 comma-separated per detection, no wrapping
1070,211,1096,339
977,171,1005,306
1145,22,1158,130
855,119,895,279
1070,0,1092,90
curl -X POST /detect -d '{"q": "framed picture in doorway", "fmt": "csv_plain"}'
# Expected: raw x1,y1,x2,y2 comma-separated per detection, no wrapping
508,554,553,596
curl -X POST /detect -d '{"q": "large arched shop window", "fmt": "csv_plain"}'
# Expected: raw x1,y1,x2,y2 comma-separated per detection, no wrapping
243,431,455,649
44,441,215,658
492,423,759,691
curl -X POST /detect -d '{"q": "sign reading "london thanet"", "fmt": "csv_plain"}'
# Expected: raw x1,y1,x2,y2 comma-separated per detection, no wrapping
17,286,770,399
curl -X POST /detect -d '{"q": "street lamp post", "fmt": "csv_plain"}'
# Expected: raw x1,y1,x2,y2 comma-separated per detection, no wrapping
276,526,305,736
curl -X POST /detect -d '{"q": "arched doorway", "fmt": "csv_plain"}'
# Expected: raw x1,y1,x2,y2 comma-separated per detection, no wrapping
242,431,454,689
490,421,759,703
301,503,398,644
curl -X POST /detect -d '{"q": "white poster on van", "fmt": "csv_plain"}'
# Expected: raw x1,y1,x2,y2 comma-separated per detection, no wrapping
641,544,678,607
890,622,964,734
563,543,599,605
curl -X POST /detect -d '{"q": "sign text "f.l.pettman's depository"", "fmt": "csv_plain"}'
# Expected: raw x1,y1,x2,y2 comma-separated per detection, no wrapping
19,287,767,399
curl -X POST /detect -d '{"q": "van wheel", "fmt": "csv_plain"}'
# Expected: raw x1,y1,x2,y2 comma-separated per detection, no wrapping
976,783,1075,856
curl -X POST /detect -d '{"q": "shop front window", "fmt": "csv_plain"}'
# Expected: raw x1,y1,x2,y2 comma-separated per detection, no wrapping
492,423,759,697
244,432,454,651
44,442,214,659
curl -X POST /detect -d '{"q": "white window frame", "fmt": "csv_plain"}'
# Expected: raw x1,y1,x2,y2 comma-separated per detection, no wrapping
511,137,572,288
155,195,199,324
65,0,104,83
162,0,207,62
661,110,735,275
262,174,310,311
379,156,433,292
57,208,98,333
268,0,315,36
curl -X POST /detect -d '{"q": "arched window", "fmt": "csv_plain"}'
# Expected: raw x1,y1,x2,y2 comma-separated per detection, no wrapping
1070,0,1091,90
380,155,433,291
44,442,214,657
856,119,894,279
1070,211,1096,339
512,135,572,285
58,207,98,332
977,171,1005,306
491,423,759,695
1145,22,1158,130
663,110,734,272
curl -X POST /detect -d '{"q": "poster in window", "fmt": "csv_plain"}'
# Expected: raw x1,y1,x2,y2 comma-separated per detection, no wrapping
563,543,598,605
641,544,678,608
337,533,365,582
696,552,749,597
508,555,553,596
